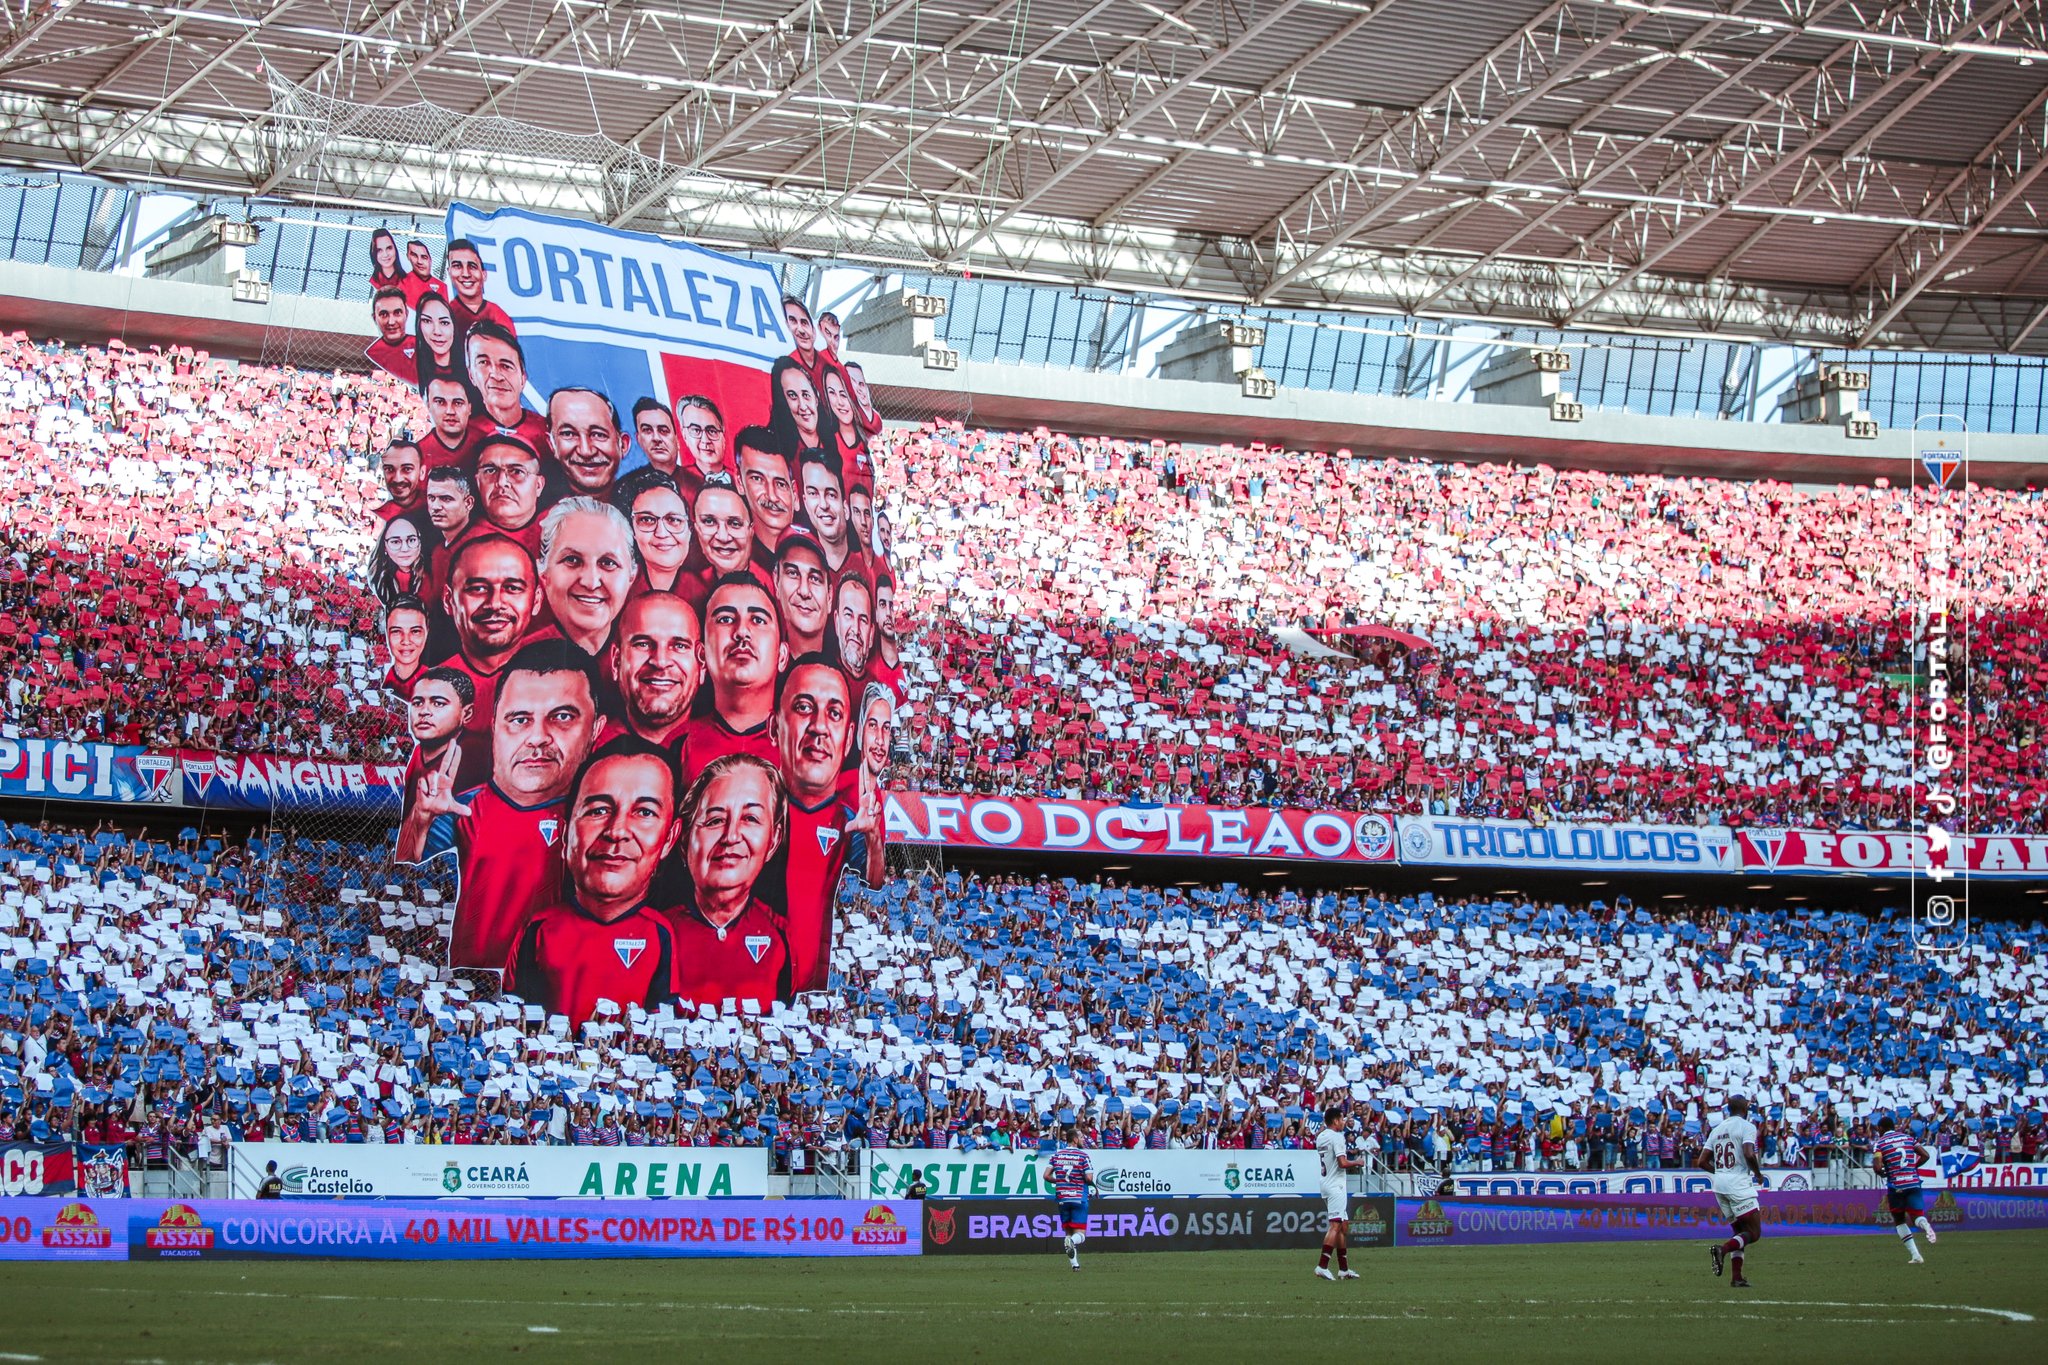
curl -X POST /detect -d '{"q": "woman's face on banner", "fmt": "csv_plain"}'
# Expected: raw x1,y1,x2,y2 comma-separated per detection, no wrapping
779,367,820,444
630,485,693,577
419,298,456,361
824,368,858,429
373,233,397,274
382,517,422,572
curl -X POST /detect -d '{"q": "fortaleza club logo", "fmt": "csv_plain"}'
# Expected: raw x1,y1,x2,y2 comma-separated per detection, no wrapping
926,1205,957,1246
41,1202,113,1249
81,1145,127,1197
134,753,176,802
1406,1198,1454,1240
143,1203,216,1254
852,1205,911,1246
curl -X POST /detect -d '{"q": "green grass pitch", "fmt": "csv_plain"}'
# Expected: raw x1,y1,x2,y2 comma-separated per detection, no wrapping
2,1232,2043,1363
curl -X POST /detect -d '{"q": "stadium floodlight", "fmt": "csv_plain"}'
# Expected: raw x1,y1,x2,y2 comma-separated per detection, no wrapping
921,343,960,371
1530,349,1572,374
1239,367,1278,399
1845,416,1879,439
1223,321,1267,348
904,293,948,320
1550,397,1585,422
231,272,271,305
1821,365,1870,392
219,220,261,247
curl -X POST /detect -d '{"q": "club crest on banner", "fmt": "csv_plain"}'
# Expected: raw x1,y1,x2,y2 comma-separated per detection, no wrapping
613,938,646,970
744,935,771,964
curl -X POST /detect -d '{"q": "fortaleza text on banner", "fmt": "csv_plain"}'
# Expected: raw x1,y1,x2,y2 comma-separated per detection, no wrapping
354,200,903,1031
864,1148,1319,1199
0,1199,921,1261
228,1143,768,1200
886,795,1396,864
1739,827,2048,877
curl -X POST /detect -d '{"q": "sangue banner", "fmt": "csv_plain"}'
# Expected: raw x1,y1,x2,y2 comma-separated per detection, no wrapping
1397,815,1738,872
228,1144,768,1199
887,794,1397,864
864,1149,1318,1199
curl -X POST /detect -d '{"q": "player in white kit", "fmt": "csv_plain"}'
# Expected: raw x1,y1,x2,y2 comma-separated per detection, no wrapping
1697,1095,1763,1289
1314,1107,1363,1282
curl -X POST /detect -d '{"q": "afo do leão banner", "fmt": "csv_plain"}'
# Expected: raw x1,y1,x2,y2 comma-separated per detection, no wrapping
0,1198,920,1261
361,206,903,1028
921,1196,1396,1255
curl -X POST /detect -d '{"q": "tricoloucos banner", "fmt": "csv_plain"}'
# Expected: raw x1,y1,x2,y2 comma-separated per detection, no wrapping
887,795,1396,864
1740,828,2048,878
864,1148,1319,1200
1397,815,1738,872
229,1143,768,1200
0,1198,919,1261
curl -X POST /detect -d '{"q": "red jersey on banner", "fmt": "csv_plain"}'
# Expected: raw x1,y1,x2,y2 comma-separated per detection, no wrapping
779,792,851,993
450,295,516,336
668,898,788,1007
427,783,568,970
399,273,445,312
679,714,778,786
506,900,676,1029
364,337,419,387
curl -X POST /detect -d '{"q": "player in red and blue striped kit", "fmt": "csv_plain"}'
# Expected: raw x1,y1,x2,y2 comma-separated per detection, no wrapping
1048,1128,1093,1270
1874,1114,1937,1264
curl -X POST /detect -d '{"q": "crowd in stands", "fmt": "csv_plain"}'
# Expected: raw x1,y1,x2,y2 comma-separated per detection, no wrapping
884,422,2048,830
2,335,2043,832
2,821,2041,1172
0,335,406,758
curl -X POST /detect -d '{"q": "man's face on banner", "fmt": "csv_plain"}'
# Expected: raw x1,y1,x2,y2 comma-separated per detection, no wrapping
492,666,598,805
783,299,814,356
705,581,785,697
678,401,725,476
374,294,409,344
468,334,528,426
424,477,475,537
426,378,473,443
819,313,843,354
477,443,544,531
773,660,851,805
381,445,422,506
541,508,635,648
800,459,846,547
847,485,874,549
384,607,428,674
774,546,829,647
874,578,898,645
447,540,537,659
779,367,820,442
407,240,435,277
408,676,470,746
834,577,874,675
738,444,795,546
693,486,754,577
566,752,679,910
446,247,487,304
551,391,624,495
636,405,678,472
610,593,702,736
687,762,779,903
860,689,895,778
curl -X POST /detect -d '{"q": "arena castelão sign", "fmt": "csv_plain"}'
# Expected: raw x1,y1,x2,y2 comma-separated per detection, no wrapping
864,1150,1317,1199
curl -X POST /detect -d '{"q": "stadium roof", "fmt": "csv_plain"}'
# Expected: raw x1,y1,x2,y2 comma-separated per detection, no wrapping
2,0,2045,353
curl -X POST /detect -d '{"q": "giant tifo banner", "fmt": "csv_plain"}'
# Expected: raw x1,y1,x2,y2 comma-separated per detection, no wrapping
887,795,1396,864
864,1148,1319,1200
0,1198,919,1261
353,204,903,1028
1397,815,1739,872
1390,1188,2048,1246
1740,827,2048,877
228,1143,767,1200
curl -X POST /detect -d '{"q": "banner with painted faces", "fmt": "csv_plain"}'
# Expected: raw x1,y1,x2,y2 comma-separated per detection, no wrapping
374,205,904,1030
